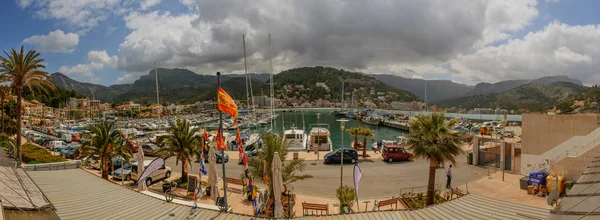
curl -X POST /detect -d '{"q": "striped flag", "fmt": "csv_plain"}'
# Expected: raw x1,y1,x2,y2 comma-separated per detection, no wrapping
200,154,207,175
236,127,243,158
262,160,270,184
193,181,201,209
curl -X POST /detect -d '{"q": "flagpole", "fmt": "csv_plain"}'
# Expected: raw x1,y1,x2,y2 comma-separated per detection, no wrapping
217,71,229,212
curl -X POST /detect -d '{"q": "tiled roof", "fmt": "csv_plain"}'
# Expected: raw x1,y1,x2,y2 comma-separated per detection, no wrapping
547,155,600,220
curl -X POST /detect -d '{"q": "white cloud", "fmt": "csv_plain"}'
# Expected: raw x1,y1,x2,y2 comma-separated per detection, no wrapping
451,22,600,84
545,0,560,3
22,30,79,53
179,0,195,7
140,0,161,10
482,0,538,45
59,50,118,83
19,0,127,32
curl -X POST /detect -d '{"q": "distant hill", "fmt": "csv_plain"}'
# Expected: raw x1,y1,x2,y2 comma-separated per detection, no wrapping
267,66,419,103
372,74,473,102
436,82,586,111
462,75,583,97
49,70,266,105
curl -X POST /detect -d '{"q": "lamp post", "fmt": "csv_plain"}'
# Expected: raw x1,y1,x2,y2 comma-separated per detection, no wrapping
337,118,349,189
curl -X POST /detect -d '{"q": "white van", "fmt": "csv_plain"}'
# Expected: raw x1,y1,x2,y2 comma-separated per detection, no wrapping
61,133,72,143
131,160,171,186
49,141,66,151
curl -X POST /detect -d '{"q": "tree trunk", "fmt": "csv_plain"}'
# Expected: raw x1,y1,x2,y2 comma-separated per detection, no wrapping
181,159,188,182
1,98,4,134
16,93,22,167
353,135,358,150
426,158,437,206
362,136,367,158
102,156,109,179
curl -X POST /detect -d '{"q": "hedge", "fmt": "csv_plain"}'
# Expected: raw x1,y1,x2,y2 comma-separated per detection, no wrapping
21,143,66,164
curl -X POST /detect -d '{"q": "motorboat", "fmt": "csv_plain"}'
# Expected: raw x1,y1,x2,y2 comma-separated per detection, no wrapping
308,124,332,151
283,127,307,151
362,115,382,126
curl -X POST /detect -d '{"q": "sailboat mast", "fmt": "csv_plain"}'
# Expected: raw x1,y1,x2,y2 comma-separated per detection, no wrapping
269,34,275,132
341,80,345,112
243,35,250,114
243,35,258,129
155,61,160,122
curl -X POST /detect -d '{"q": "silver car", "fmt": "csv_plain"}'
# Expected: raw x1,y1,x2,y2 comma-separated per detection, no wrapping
112,160,135,181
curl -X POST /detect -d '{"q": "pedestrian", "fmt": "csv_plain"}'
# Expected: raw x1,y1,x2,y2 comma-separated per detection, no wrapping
446,164,452,189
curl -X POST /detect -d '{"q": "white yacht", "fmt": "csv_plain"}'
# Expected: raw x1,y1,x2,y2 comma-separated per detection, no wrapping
283,127,307,151
308,124,332,151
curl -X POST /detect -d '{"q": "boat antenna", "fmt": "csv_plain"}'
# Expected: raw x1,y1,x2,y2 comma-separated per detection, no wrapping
269,34,275,133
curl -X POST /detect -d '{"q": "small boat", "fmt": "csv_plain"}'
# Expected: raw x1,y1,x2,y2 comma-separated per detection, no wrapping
362,116,382,126
283,127,307,151
308,124,332,151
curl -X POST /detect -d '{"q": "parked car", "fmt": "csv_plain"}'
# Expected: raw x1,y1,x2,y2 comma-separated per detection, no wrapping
55,143,76,152
60,145,80,159
323,148,358,164
130,160,172,186
49,141,67,151
503,130,515,138
112,160,136,181
141,143,160,156
61,133,72,143
203,150,229,164
382,145,413,162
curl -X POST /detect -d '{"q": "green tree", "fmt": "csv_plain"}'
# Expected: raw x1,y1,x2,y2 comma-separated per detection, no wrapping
406,113,463,206
80,121,132,179
155,119,200,182
0,46,55,167
347,127,362,150
0,85,10,133
359,128,375,158
247,133,312,188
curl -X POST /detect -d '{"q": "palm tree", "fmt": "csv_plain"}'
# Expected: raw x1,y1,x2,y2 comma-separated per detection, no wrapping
155,119,201,182
359,128,375,158
80,121,132,179
0,46,55,167
247,133,312,188
0,85,10,133
347,127,362,150
406,113,463,206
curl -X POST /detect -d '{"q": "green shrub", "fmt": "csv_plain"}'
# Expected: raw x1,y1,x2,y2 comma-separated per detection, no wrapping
336,185,356,214
21,143,66,164
0,134,15,149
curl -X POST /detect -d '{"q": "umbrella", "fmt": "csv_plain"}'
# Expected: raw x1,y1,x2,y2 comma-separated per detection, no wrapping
272,152,284,218
137,148,146,191
208,147,220,200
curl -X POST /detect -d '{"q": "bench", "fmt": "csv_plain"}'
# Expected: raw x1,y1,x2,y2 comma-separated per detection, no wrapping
224,177,245,194
302,202,328,216
450,187,465,199
376,197,398,211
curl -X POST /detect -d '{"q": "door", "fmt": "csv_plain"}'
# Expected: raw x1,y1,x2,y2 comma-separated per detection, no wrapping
399,149,409,160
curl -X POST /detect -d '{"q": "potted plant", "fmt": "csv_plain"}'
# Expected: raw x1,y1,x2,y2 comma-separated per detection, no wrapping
336,185,356,214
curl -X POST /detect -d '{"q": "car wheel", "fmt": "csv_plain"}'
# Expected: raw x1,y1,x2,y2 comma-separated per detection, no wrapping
125,175,131,181
217,158,222,163
324,159,329,164
388,158,393,163
406,156,411,161
146,178,152,186
351,159,356,164
165,171,171,178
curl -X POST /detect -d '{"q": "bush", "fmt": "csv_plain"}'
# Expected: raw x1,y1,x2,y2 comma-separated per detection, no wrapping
21,143,66,164
336,185,356,214
0,134,15,149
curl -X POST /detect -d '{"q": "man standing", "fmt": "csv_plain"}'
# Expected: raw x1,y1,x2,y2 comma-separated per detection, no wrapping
446,164,452,188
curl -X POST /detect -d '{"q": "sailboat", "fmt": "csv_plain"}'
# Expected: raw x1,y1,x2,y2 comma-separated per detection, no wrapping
332,80,348,116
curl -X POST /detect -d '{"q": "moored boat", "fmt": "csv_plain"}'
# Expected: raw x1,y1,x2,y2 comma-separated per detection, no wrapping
308,124,332,151
283,127,307,151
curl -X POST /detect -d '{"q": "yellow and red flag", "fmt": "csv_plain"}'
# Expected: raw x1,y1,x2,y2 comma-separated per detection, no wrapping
217,87,238,123
203,124,209,151
236,127,243,158
216,126,225,151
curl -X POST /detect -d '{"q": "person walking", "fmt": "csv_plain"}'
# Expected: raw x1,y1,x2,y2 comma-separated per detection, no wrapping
446,164,452,189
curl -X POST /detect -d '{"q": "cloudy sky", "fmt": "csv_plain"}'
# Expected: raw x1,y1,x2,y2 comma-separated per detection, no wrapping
1,0,599,86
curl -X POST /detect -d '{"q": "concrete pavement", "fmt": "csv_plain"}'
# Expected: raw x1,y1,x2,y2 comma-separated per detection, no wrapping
155,152,488,199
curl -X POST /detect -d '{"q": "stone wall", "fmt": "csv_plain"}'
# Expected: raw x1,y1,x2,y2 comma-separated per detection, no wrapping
522,114,599,155
550,144,600,181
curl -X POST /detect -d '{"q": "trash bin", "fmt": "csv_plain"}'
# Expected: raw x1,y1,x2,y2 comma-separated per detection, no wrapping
529,171,547,186
565,180,574,191
467,152,473,165
293,152,299,160
520,176,530,190
546,174,565,194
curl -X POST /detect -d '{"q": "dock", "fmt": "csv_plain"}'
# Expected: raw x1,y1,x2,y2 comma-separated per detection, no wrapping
381,120,410,132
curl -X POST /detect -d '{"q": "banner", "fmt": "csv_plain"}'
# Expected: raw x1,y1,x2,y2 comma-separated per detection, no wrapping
236,127,243,158
353,164,363,203
137,158,165,187
217,87,238,122
216,126,225,151
203,125,208,151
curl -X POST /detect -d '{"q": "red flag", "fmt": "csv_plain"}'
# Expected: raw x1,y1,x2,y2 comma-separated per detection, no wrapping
243,153,248,167
236,127,243,158
216,126,225,151
217,87,238,123
203,125,208,151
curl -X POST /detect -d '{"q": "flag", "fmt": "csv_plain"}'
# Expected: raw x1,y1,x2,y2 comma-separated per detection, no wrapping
262,160,270,184
216,126,225,151
193,181,201,209
242,153,248,168
236,127,243,158
217,87,238,122
353,164,363,203
200,154,207,175
203,125,208,151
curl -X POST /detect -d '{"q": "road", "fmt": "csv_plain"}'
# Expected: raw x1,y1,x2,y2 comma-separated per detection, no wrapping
155,153,488,199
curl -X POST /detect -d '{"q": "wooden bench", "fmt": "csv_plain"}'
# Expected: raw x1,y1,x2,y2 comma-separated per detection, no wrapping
376,197,398,211
302,202,328,216
224,177,245,194
450,187,465,199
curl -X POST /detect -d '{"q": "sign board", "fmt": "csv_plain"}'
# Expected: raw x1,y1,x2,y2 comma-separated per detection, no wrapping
187,175,197,194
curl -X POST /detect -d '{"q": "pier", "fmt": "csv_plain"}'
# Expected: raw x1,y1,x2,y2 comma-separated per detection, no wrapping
381,120,410,132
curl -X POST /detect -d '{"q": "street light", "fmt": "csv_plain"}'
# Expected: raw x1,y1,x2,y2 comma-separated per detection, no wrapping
337,118,349,189
311,113,321,165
